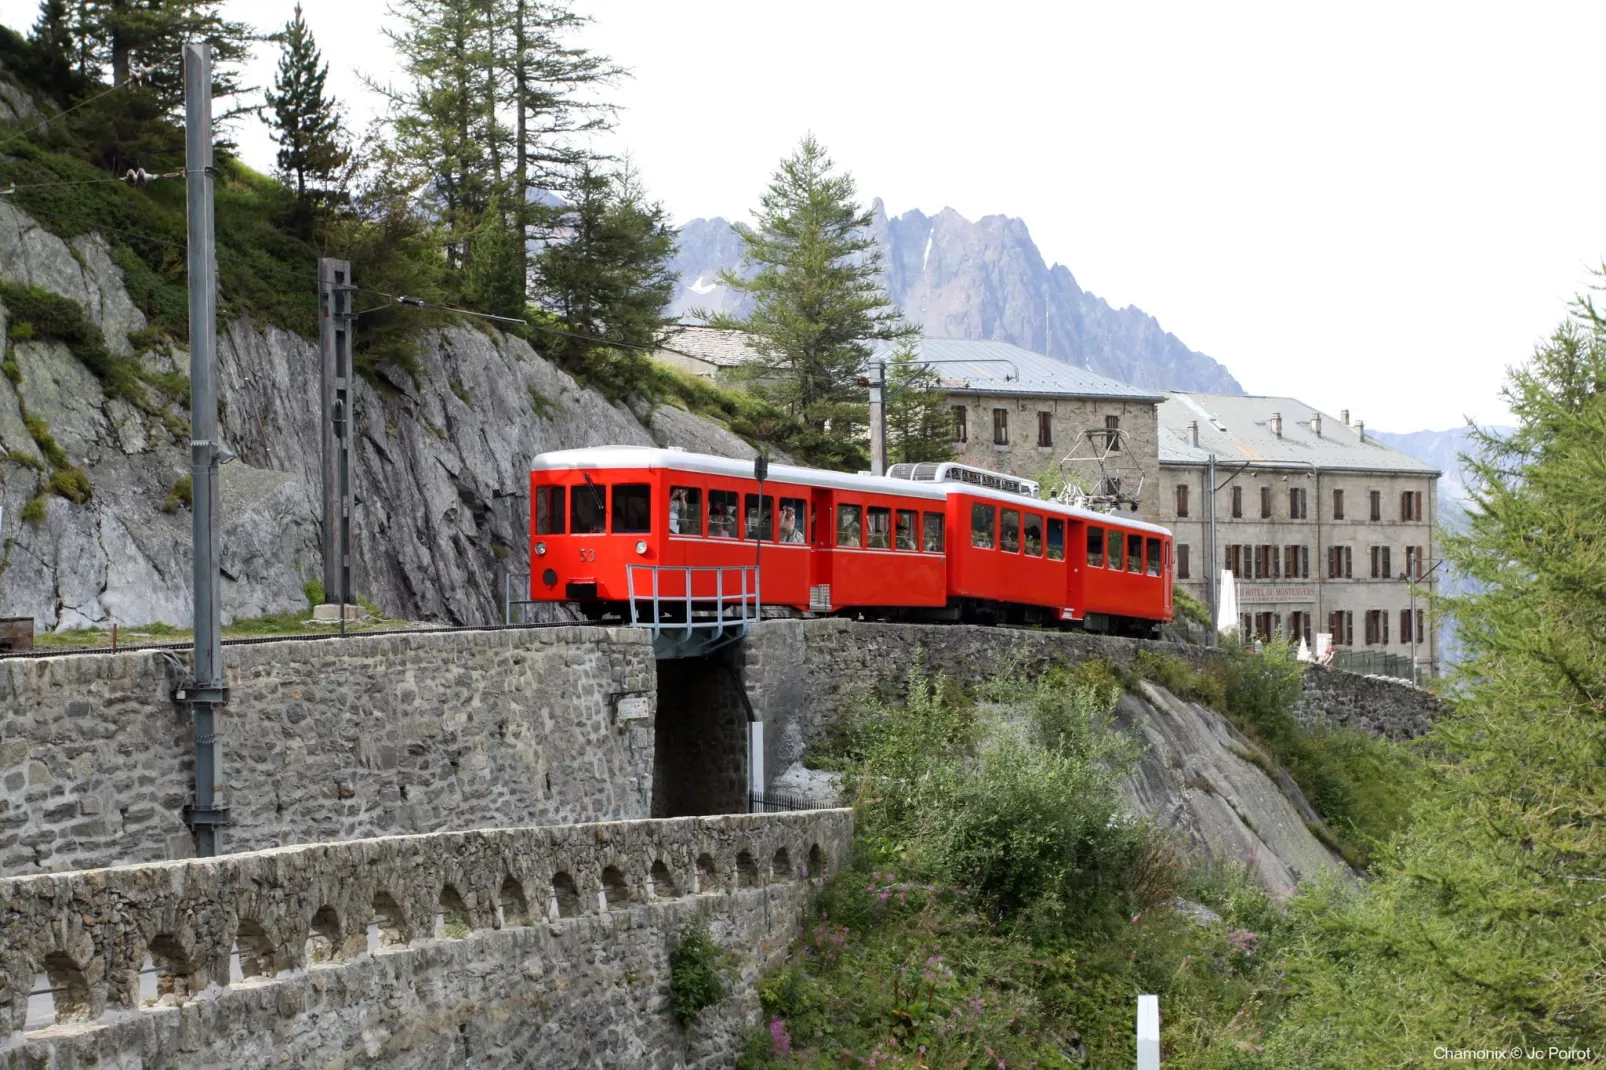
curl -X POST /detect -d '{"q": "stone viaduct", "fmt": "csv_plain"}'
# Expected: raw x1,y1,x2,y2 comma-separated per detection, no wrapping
0,620,1445,1066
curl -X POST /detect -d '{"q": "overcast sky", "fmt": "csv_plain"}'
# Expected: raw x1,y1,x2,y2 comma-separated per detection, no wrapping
6,1,1603,431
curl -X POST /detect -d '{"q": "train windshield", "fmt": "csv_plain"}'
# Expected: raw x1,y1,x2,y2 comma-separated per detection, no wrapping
571,480,606,534
613,485,651,533
535,486,566,535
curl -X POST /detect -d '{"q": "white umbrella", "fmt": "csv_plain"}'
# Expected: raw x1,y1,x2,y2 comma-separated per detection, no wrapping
1216,569,1239,638
1297,636,1312,661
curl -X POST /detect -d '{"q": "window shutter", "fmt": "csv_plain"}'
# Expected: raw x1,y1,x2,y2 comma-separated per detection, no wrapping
1301,545,1310,578
1383,610,1389,645
1345,547,1352,578
1415,492,1423,521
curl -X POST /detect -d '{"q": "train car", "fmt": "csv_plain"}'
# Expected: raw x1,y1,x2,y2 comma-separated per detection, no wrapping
528,447,1172,636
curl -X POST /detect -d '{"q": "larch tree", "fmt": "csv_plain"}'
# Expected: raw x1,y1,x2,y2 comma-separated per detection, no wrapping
263,4,347,208
707,134,916,444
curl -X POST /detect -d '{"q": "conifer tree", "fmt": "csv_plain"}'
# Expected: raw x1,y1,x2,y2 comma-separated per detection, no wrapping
29,0,75,84
465,193,525,320
884,349,955,465
89,0,252,114
708,135,916,436
263,4,346,204
531,164,677,396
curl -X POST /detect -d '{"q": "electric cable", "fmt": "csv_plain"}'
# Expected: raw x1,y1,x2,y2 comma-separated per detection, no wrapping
0,57,177,154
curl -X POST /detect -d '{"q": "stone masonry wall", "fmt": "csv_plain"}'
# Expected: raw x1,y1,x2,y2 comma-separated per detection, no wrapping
1,810,853,1068
1292,664,1448,741
0,625,656,877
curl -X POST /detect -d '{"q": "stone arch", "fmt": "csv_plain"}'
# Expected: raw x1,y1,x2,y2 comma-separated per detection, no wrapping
695,853,717,893
771,846,792,882
305,906,343,966
144,933,197,1004
435,885,471,939
807,844,825,877
232,919,280,981
29,952,91,1029
550,872,581,919
367,891,410,952
736,850,760,888
601,865,632,908
649,859,678,899
499,876,531,928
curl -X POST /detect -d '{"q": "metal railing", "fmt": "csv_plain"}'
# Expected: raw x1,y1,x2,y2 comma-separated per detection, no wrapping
1331,649,1428,684
748,790,830,814
625,565,760,643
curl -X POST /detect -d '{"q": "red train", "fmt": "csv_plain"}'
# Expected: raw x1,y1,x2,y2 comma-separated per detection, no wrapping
527,448,1174,637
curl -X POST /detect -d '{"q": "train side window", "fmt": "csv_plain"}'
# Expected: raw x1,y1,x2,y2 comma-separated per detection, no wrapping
1046,518,1064,561
970,504,995,549
778,498,806,543
1146,537,1162,576
669,487,701,536
922,512,945,552
743,494,774,541
999,509,1020,553
895,510,917,551
1023,514,1043,557
612,484,651,534
535,486,566,535
571,481,606,534
1108,529,1124,570
1127,534,1143,573
836,504,863,547
1087,525,1104,567
866,507,891,549
708,489,739,538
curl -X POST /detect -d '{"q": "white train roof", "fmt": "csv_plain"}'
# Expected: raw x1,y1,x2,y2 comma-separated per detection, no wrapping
530,447,1172,535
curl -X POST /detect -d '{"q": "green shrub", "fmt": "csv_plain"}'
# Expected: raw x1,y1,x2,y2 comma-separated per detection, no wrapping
1133,648,1227,709
160,474,191,513
1,355,18,384
527,384,557,418
47,465,91,504
24,415,70,469
667,918,728,1025
8,321,34,341
1171,587,1211,628
0,281,137,398
20,494,46,525
303,579,326,607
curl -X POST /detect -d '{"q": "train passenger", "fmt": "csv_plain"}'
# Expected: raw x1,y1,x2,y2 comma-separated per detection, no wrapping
779,504,805,543
709,502,735,537
669,488,686,535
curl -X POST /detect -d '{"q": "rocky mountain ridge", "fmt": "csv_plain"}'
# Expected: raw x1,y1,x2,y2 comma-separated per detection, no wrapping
670,200,1243,395
0,200,758,631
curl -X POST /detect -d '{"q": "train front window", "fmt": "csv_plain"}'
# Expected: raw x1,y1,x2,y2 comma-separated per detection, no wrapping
895,510,917,550
866,507,891,549
669,486,701,536
612,484,651,534
1108,530,1124,570
1000,509,1020,553
1046,518,1064,561
535,486,566,535
778,498,806,543
1087,525,1104,567
708,489,739,538
1127,534,1143,573
744,494,774,541
923,512,945,552
1146,538,1162,576
837,504,863,547
1023,514,1043,557
571,480,606,534
971,504,995,549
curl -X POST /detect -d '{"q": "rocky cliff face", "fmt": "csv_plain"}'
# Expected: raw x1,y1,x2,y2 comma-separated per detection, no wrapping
0,203,759,631
669,202,1243,395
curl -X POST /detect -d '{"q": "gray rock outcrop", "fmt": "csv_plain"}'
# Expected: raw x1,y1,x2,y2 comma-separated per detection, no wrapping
0,202,763,631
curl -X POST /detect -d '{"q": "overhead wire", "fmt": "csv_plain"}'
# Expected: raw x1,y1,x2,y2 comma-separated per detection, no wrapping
0,56,178,155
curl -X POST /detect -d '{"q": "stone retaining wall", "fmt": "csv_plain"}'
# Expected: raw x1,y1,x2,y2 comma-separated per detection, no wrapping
0,625,656,876
1,810,852,1068
1292,665,1448,741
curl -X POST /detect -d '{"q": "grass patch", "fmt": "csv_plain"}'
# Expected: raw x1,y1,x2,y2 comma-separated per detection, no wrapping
46,465,91,504
24,414,70,469
20,494,46,525
160,474,191,513
0,280,139,400
527,384,557,418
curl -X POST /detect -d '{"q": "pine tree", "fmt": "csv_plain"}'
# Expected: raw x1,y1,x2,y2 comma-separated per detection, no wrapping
465,193,524,319
263,4,347,204
29,0,75,84
531,164,677,397
89,0,252,113
707,135,916,437
884,348,955,465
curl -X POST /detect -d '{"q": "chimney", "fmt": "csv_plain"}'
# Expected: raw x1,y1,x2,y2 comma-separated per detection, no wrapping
1340,408,1350,426
1310,411,1322,436
1270,412,1282,438
1355,419,1365,442
1188,420,1199,447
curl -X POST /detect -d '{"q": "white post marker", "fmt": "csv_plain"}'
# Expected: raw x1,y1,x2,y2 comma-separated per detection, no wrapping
1137,993,1160,1070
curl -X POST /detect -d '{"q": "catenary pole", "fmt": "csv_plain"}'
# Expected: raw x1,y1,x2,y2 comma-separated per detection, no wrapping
868,360,887,476
181,40,227,855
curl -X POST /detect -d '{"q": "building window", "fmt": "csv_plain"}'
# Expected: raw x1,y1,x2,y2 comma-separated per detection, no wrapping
1037,411,1053,447
1225,544,1240,575
1260,485,1272,519
1328,545,1353,579
1177,543,1190,579
1329,610,1354,646
1284,544,1299,578
1369,489,1382,522
1105,414,1121,451
1364,609,1390,646
952,405,967,443
1332,489,1345,520
992,408,1008,445
1176,484,1189,517
1368,545,1392,579
1100,476,1123,497
1231,485,1243,518
1400,609,1412,643
1289,486,1308,519
1398,490,1423,522
1417,609,1425,644
1288,611,1311,645
1254,612,1275,642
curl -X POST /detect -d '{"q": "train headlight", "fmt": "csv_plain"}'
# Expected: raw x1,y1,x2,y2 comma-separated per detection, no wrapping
535,541,547,556
635,540,648,555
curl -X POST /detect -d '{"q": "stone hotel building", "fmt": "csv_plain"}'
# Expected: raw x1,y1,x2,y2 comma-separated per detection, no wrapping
1155,393,1441,675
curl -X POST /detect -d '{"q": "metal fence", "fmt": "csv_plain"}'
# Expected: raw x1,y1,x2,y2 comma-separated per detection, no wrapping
1332,649,1423,684
748,790,830,814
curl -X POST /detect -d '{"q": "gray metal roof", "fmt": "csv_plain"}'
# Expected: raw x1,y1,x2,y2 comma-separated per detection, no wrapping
1159,392,1440,475
658,324,764,368
868,337,1165,403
